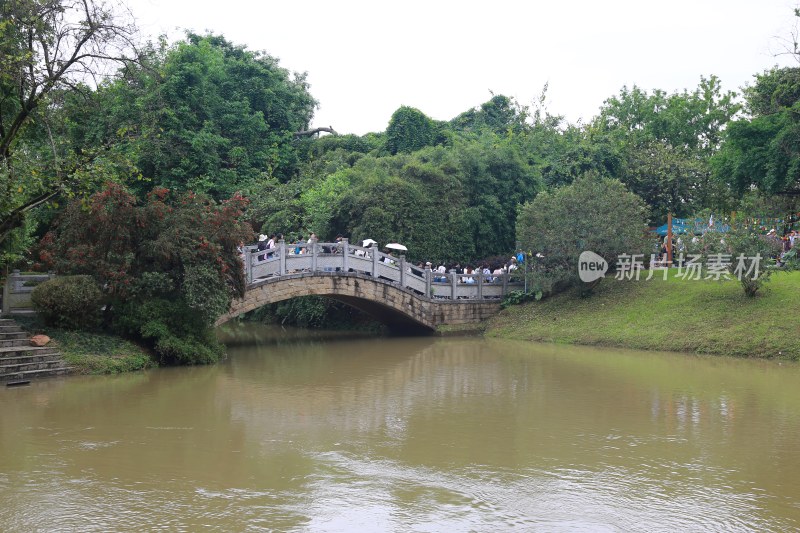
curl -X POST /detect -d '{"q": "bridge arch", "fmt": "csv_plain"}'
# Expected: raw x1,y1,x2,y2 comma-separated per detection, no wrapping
216,272,504,332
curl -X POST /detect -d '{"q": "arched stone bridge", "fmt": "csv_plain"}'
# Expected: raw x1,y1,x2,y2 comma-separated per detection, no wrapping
216,239,524,332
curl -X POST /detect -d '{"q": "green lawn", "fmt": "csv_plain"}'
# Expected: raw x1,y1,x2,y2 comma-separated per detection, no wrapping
486,270,800,360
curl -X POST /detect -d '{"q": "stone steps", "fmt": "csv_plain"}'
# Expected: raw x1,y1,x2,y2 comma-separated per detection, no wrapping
0,332,30,341
1,358,66,373
0,319,70,382
0,345,60,357
2,367,73,382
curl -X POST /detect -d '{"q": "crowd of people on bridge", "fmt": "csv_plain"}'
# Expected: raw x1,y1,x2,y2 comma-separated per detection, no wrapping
241,232,525,284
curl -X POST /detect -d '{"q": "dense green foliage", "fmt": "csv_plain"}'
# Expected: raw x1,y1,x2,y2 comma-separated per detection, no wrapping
31,275,104,329
592,76,740,221
0,0,140,267
250,135,541,263
517,175,650,292
70,33,317,200
385,106,447,155
713,67,800,195
36,183,252,364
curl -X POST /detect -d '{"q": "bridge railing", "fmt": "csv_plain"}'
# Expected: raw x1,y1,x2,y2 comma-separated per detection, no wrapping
244,239,524,301
2,270,56,315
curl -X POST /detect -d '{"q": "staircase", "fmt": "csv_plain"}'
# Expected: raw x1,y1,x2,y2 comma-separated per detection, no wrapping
0,319,71,382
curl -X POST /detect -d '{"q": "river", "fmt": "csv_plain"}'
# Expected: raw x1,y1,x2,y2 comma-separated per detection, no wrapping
2,326,800,531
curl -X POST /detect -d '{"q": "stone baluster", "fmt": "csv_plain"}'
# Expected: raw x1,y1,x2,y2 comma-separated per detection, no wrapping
279,239,286,276
477,269,483,299
372,248,379,277
425,267,432,298
450,269,457,300
399,256,406,287
311,239,318,272
245,249,253,284
502,271,508,295
342,238,349,272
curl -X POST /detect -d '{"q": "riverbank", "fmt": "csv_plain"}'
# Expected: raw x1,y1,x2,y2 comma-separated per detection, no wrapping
485,270,800,360
13,317,156,374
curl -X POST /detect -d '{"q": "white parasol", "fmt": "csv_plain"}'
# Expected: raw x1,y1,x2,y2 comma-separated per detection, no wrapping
385,243,408,252
362,239,378,247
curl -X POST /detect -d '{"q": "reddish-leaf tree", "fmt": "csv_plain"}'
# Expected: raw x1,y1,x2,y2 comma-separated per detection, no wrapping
37,183,253,363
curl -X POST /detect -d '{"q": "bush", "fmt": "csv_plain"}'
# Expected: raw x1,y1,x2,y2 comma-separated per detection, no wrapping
517,174,650,294
31,275,103,329
113,298,223,365
684,224,784,297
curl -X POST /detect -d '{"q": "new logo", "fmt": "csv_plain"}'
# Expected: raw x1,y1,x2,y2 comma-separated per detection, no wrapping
578,251,608,282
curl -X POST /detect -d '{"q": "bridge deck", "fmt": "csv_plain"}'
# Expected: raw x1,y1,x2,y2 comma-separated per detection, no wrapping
244,239,524,302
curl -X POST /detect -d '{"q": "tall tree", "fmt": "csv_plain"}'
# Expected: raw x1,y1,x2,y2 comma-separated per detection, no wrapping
593,76,740,218
713,67,800,196
74,33,317,200
0,0,138,245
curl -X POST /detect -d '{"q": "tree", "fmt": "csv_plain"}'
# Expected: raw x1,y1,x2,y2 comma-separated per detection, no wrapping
37,183,253,363
385,106,446,155
685,223,783,297
75,32,317,200
517,174,650,293
620,140,706,223
0,0,139,246
593,76,740,154
713,67,800,196
593,77,741,218
450,94,529,135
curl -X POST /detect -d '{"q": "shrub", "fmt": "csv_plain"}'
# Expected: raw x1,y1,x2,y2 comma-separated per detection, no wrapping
684,223,784,297
31,275,103,329
517,174,650,294
113,298,223,365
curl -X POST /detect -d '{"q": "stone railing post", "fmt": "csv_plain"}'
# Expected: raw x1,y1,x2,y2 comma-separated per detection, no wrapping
311,239,318,272
425,267,432,298
245,249,253,284
372,248,379,277
450,269,457,300
399,256,406,287
342,238,349,272
502,271,508,295
279,239,286,276
1,271,13,315
477,270,483,299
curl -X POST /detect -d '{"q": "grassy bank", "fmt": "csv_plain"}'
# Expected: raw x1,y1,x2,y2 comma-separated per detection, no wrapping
485,270,800,360
15,317,157,374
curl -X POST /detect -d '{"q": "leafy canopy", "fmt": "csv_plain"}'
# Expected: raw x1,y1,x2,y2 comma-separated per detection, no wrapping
517,174,650,293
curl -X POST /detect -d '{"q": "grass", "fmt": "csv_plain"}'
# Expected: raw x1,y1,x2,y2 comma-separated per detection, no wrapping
14,316,157,374
485,270,800,360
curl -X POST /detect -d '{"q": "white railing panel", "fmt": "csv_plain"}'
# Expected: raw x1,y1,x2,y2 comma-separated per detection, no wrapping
251,258,279,279
286,255,312,272
431,282,453,299
405,274,426,294
375,262,400,282
481,284,505,299
317,256,340,271
454,284,480,299
349,254,373,273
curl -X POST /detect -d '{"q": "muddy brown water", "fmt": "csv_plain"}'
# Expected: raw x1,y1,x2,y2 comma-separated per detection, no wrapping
2,325,799,531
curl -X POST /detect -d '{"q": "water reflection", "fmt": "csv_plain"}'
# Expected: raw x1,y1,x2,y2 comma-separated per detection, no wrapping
1,332,800,531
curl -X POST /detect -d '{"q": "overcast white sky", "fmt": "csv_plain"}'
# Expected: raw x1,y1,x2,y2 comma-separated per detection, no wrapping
126,0,798,135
